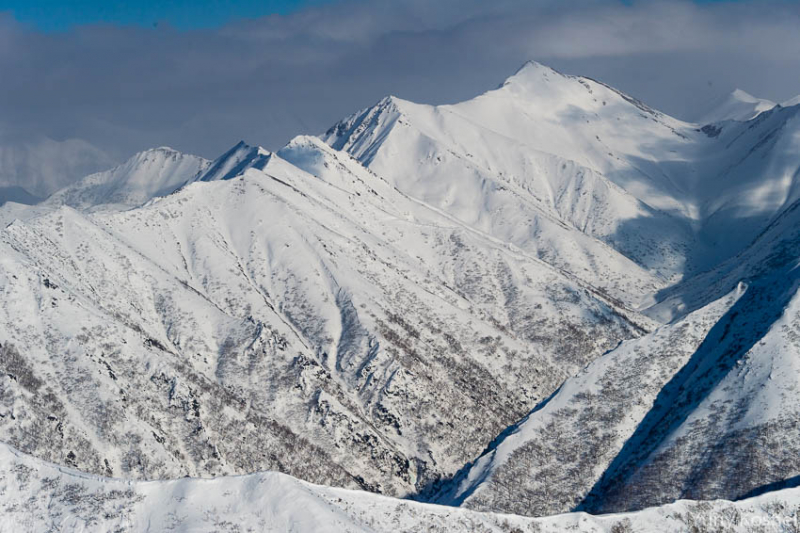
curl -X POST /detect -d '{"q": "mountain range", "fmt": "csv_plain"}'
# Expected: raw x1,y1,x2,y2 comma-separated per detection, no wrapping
2,61,800,529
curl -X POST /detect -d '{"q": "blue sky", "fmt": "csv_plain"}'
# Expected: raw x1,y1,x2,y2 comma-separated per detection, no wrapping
2,0,774,32
0,0,330,31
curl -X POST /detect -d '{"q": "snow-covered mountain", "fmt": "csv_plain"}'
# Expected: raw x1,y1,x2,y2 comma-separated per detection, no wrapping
45,147,210,210
42,141,276,210
0,135,643,499
325,62,697,305
696,88,777,124
325,61,800,298
432,285,743,516
320,61,800,516
195,140,271,182
441,210,800,515
3,60,800,527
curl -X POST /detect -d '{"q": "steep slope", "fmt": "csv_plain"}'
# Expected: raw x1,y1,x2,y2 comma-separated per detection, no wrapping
686,103,800,271
575,190,800,513
3,441,800,533
0,136,644,497
45,147,209,210
585,268,800,513
785,95,800,107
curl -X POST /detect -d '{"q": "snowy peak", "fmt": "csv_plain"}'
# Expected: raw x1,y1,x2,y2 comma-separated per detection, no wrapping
499,60,564,87
322,59,800,297
491,59,663,121
44,140,273,211
45,146,209,210
697,88,776,124
0,126,644,499
194,140,271,183
323,95,412,157
323,60,708,301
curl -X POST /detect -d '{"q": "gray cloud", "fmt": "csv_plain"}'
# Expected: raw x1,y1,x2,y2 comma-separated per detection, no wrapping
1,0,800,193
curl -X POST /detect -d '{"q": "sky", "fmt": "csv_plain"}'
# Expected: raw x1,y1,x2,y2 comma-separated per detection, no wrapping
1,0,800,195
0,0,330,31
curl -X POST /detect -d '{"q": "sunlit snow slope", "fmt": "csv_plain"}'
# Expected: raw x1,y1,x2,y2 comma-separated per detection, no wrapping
325,61,800,305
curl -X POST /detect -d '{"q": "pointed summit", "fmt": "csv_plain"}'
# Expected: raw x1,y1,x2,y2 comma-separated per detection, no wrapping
502,60,564,85
496,60,570,94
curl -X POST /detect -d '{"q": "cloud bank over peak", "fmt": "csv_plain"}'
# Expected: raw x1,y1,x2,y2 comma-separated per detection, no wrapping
1,0,800,193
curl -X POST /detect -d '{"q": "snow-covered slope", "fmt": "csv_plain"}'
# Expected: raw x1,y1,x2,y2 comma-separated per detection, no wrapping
45,147,209,210
0,135,644,498
574,189,800,513
431,286,743,516
697,89,776,124
3,441,800,533
784,95,800,108
317,62,800,516
194,140,271,182
325,62,703,304
436,228,800,517
324,62,800,303
432,177,800,516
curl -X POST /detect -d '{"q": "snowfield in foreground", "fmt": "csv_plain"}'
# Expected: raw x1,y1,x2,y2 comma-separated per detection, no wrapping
2,442,800,533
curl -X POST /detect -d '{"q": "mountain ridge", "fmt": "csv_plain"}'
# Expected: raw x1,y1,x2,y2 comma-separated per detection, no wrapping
3,60,800,526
